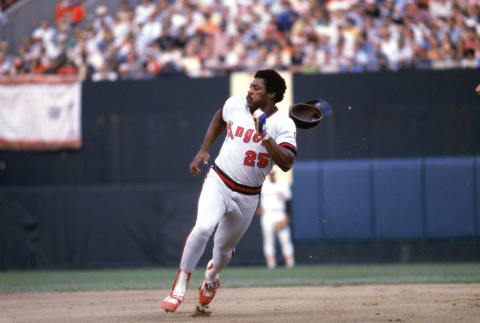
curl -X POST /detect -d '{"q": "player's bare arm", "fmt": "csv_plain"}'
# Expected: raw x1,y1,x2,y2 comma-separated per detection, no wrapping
189,109,226,176
262,139,295,172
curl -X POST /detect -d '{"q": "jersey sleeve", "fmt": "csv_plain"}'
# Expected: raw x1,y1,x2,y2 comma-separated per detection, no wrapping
275,117,297,156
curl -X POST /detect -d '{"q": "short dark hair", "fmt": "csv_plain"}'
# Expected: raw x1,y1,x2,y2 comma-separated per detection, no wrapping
254,69,286,103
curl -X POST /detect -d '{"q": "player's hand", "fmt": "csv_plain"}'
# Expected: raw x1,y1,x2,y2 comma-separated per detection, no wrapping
476,84,480,96
189,151,210,176
274,218,289,231
253,109,268,139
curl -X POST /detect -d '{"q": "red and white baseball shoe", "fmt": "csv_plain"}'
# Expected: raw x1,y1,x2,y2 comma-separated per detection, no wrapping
162,269,191,313
161,291,184,312
199,260,221,306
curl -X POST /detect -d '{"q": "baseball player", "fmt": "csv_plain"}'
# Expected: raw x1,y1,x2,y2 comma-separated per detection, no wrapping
257,170,295,269
161,69,297,314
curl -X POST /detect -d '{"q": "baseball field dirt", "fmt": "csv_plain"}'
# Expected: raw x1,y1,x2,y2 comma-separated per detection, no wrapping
1,284,480,323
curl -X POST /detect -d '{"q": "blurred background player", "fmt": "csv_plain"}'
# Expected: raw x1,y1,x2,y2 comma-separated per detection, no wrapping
257,170,295,269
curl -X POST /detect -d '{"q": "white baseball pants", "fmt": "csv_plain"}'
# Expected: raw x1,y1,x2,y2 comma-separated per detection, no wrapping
260,212,295,268
179,168,259,274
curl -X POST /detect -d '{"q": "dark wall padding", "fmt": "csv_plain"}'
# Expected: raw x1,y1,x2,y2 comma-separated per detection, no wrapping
374,159,423,238
0,184,195,268
0,183,265,269
424,158,477,238
293,157,480,241
322,160,372,239
291,162,322,240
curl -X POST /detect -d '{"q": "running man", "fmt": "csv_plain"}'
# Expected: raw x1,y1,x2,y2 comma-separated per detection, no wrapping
161,69,297,314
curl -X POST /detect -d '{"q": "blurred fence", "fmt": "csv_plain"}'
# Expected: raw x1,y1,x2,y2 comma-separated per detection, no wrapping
0,69,479,269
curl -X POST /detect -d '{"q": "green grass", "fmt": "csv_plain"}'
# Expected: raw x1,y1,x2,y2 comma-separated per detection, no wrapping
1,263,479,294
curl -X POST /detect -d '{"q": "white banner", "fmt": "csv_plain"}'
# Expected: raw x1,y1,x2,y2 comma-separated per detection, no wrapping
0,82,82,151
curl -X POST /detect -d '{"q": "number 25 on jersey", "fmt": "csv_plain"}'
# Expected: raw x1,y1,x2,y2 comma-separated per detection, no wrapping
243,150,269,168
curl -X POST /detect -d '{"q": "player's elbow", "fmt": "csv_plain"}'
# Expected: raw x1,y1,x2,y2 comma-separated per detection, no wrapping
274,149,295,172
278,161,293,172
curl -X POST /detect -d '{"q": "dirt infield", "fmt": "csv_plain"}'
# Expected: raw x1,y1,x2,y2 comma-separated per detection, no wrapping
1,284,480,323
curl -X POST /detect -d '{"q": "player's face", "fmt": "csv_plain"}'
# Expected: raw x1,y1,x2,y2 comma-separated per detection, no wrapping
246,78,270,109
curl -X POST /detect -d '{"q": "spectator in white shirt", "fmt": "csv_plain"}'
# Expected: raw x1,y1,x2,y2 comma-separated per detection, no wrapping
378,25,400,70
139,13,162,51
135,0,156,26
93,6,114,31
429,0,452,19
32,20,56,48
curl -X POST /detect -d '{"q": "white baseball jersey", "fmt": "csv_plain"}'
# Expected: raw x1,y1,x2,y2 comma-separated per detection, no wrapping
261,179,292,214
214,96,297,190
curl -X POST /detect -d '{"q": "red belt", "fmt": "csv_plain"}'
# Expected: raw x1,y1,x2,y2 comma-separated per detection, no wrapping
213,164,262,195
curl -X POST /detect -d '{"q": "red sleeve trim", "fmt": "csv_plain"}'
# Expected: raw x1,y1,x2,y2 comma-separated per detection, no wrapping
280,142,297,156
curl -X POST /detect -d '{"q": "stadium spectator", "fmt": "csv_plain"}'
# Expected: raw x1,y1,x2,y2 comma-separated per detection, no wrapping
118,52,143,79
55,0,71,26
91,61,117,81
0,43,12,75
28,57,47,74
70,0,86,27
139,13,162,49
135,0,156,25
32,20,56,48
93,6,114,31
117,1,134,23
430,0,453,18
277,0,299,32
289,42,304,73
57,58,79,75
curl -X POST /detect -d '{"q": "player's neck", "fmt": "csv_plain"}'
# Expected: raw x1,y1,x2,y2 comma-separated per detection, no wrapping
249,102,276,114
259,103,276,115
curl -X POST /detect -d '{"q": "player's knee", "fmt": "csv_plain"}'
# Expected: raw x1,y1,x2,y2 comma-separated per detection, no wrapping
217,247,234,260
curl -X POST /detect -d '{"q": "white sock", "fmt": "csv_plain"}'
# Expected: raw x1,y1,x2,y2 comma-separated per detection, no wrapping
205,260,218,282
172,270,188,297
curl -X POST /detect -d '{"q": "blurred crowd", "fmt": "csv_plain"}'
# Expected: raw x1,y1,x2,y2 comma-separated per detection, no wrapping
0,0,479,81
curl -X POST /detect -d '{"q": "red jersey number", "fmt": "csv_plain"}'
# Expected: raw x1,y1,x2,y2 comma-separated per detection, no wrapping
243,150,269,168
